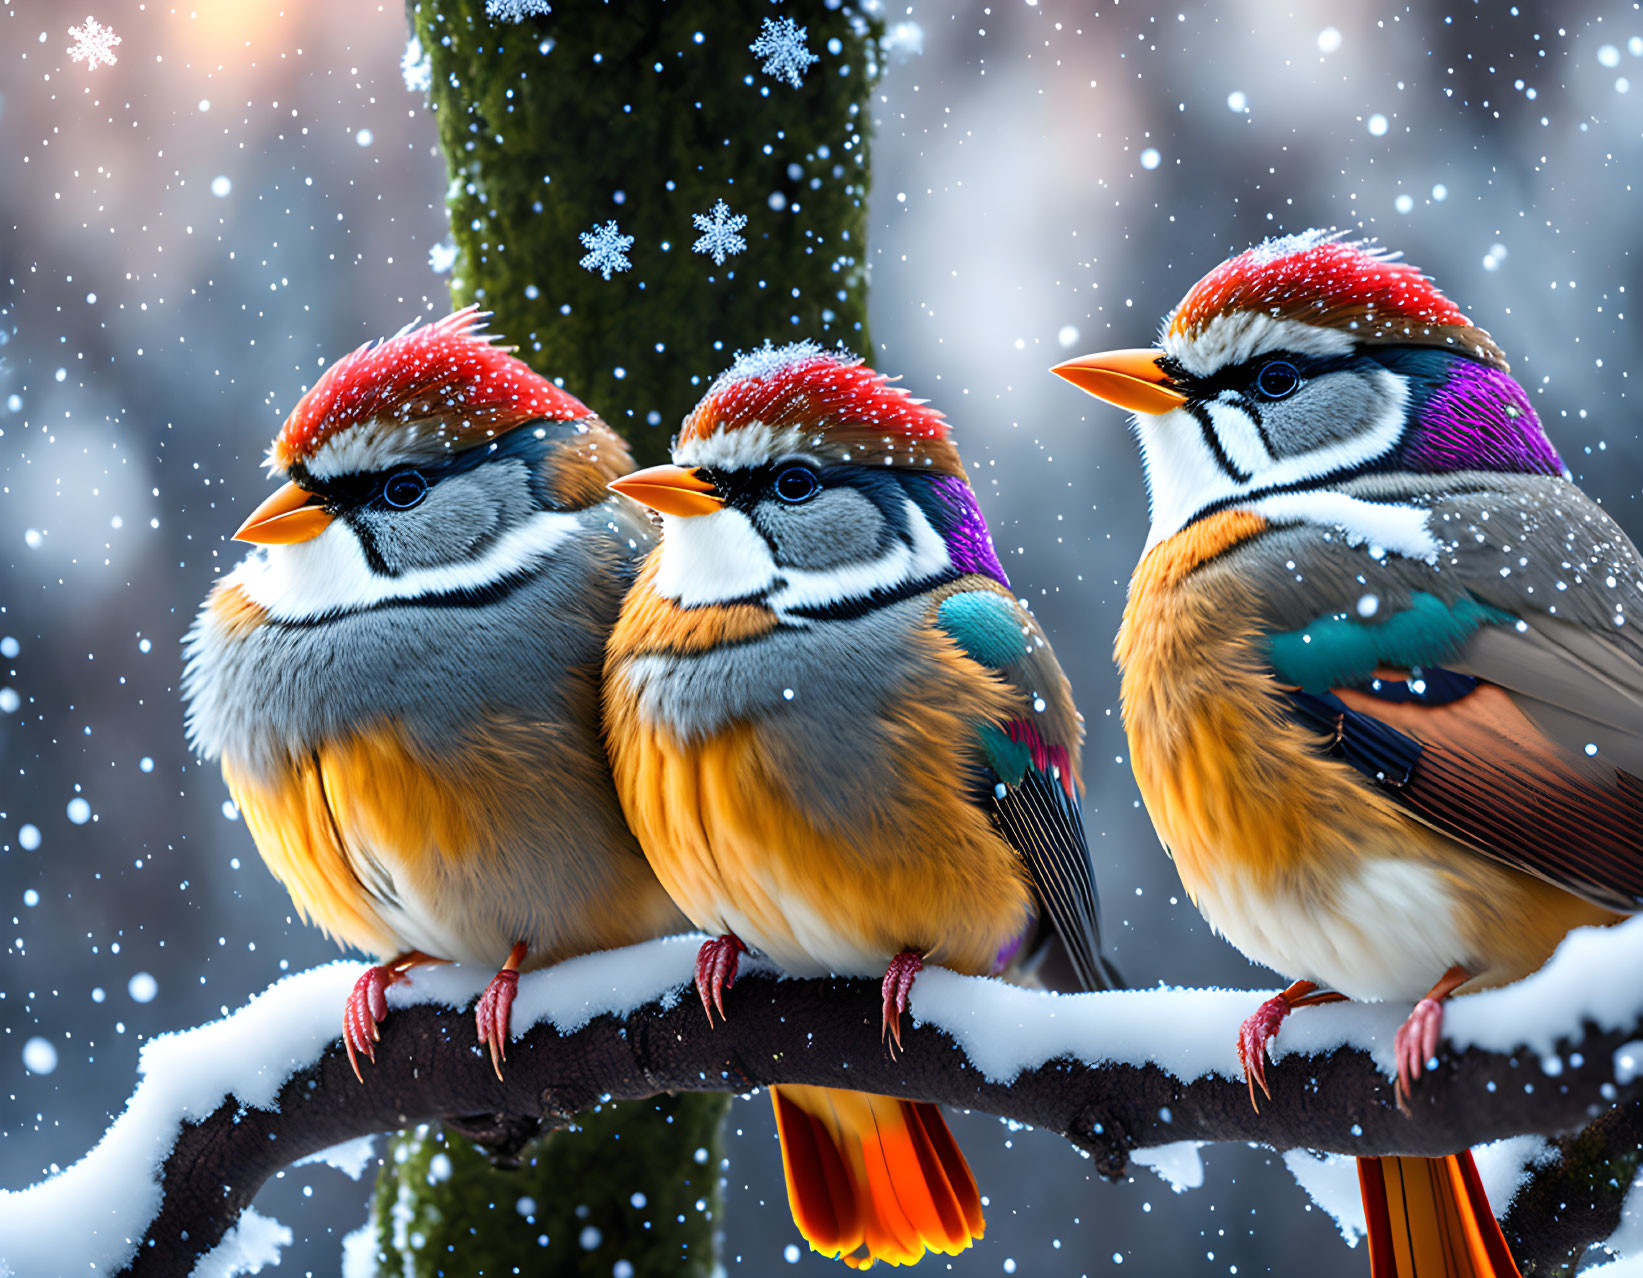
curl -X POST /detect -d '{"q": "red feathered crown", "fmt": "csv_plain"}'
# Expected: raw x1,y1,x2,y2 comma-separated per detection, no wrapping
271,307,591,475
1166,232,1507,371
677,343,964,475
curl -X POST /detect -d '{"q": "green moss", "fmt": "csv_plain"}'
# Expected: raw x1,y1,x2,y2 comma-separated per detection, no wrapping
364,1097,729,1277
413,0,884,464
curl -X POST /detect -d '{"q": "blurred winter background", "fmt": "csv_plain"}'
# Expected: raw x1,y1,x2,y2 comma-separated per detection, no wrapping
2,0,1640,1272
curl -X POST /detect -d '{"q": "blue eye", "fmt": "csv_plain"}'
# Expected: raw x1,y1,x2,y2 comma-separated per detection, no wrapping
382,471,428,509
773,466,820,503
1254,361,1302,400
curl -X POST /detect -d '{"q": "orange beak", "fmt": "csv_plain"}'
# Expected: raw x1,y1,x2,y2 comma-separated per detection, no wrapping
232,481,335,544
1050,348,1188,415
608,465,724,518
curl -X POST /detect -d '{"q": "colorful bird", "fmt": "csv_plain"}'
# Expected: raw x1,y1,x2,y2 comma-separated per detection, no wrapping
183,307,685,1080
1053,231,1643,1277
603,344,1120,1268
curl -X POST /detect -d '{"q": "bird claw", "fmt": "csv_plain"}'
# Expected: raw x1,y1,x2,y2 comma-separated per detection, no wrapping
1394,996,1445,1106
696,935,746,1026
476,967,521,1081
1235,992,1294,1113
343,966,396,1084
881,951,924,1056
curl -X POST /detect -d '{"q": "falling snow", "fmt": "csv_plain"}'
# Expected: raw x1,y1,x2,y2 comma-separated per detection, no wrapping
578,221,634,280
67,16,121,71
750,17,819,89
427,239,457,274
692,200,748,266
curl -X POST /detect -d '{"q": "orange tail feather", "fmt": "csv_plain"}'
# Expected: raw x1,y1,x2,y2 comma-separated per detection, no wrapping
1358,1152,1522,1277
770,1084,984,1269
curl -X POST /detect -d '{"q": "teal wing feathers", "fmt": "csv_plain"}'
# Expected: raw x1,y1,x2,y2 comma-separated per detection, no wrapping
934,585,1120,990
1225,476,1643,912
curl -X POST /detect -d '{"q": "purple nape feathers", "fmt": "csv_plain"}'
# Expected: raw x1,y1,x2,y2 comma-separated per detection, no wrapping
1405,360,1563,477
930,475,1010,586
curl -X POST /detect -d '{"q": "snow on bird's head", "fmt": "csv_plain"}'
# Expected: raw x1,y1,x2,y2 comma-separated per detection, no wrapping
270,307,592,479
1162,230,1508,376
674,342,965,476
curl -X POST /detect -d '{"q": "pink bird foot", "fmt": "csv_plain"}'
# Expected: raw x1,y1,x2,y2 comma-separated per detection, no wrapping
1393,965,1471,1107
881,950,924,1054
344,951,440,1083
1236,980,1347,1112
696,934,746,1026
476,942,529,1081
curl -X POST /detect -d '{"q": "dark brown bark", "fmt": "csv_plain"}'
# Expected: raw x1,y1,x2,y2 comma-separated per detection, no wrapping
119,967,1642,1275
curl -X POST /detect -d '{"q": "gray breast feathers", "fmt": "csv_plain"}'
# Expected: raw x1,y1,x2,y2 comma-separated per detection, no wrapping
185,504,643,777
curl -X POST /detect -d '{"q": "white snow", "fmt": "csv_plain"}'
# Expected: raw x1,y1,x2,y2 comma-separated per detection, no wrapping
5,923,1643,1271
1281,1129,1554,1249
1131,1142,1204,1193
340,1223,379,1278
1598,1165,1643,1270
912,917,1643,1085
1281,1150,1363,1246
400,35,431,94
1473,1134,1553,1216
295,1135,378,1182
189,1208,291,1277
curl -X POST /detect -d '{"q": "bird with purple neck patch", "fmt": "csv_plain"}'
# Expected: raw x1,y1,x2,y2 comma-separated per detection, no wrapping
1054,231,1643,1278
603,343,1120,1269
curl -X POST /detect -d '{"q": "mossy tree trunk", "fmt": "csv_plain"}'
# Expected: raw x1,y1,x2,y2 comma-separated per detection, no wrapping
361,2,883,1274
412,0,882,464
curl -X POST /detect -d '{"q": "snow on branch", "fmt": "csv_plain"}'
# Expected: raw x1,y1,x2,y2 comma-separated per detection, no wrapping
5,923,1643,1276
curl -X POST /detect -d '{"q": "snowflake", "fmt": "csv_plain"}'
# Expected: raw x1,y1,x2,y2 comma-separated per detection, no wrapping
401,35,432,93
578,221,634,280
484,0,553,20
692,200,748,267
750,17,818,88
428,239,457,274
67,16,121,71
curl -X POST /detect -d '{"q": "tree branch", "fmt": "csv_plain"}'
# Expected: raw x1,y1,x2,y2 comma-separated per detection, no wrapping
4,926,1642,1276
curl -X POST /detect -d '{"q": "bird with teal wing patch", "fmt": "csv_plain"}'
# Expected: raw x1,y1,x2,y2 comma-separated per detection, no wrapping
604,344,1119,1268
1054,231,1643,1278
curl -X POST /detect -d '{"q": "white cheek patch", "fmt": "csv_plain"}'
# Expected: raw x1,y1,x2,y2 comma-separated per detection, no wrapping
649,497,954,615
1140,367,1425,558
229,510,578,621
1136,407,1237,551
1162,312,1354,379
1204,397,1270,479
766,496,951,615
652,508,779,606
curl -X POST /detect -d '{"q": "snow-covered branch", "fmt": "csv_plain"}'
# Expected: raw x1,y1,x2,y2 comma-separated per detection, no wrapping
6,923,1643,1276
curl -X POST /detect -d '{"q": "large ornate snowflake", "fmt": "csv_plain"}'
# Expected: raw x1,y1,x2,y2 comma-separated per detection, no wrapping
578,221,634,280
692,200,748,267
750,17,818,88
68,16,121,71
